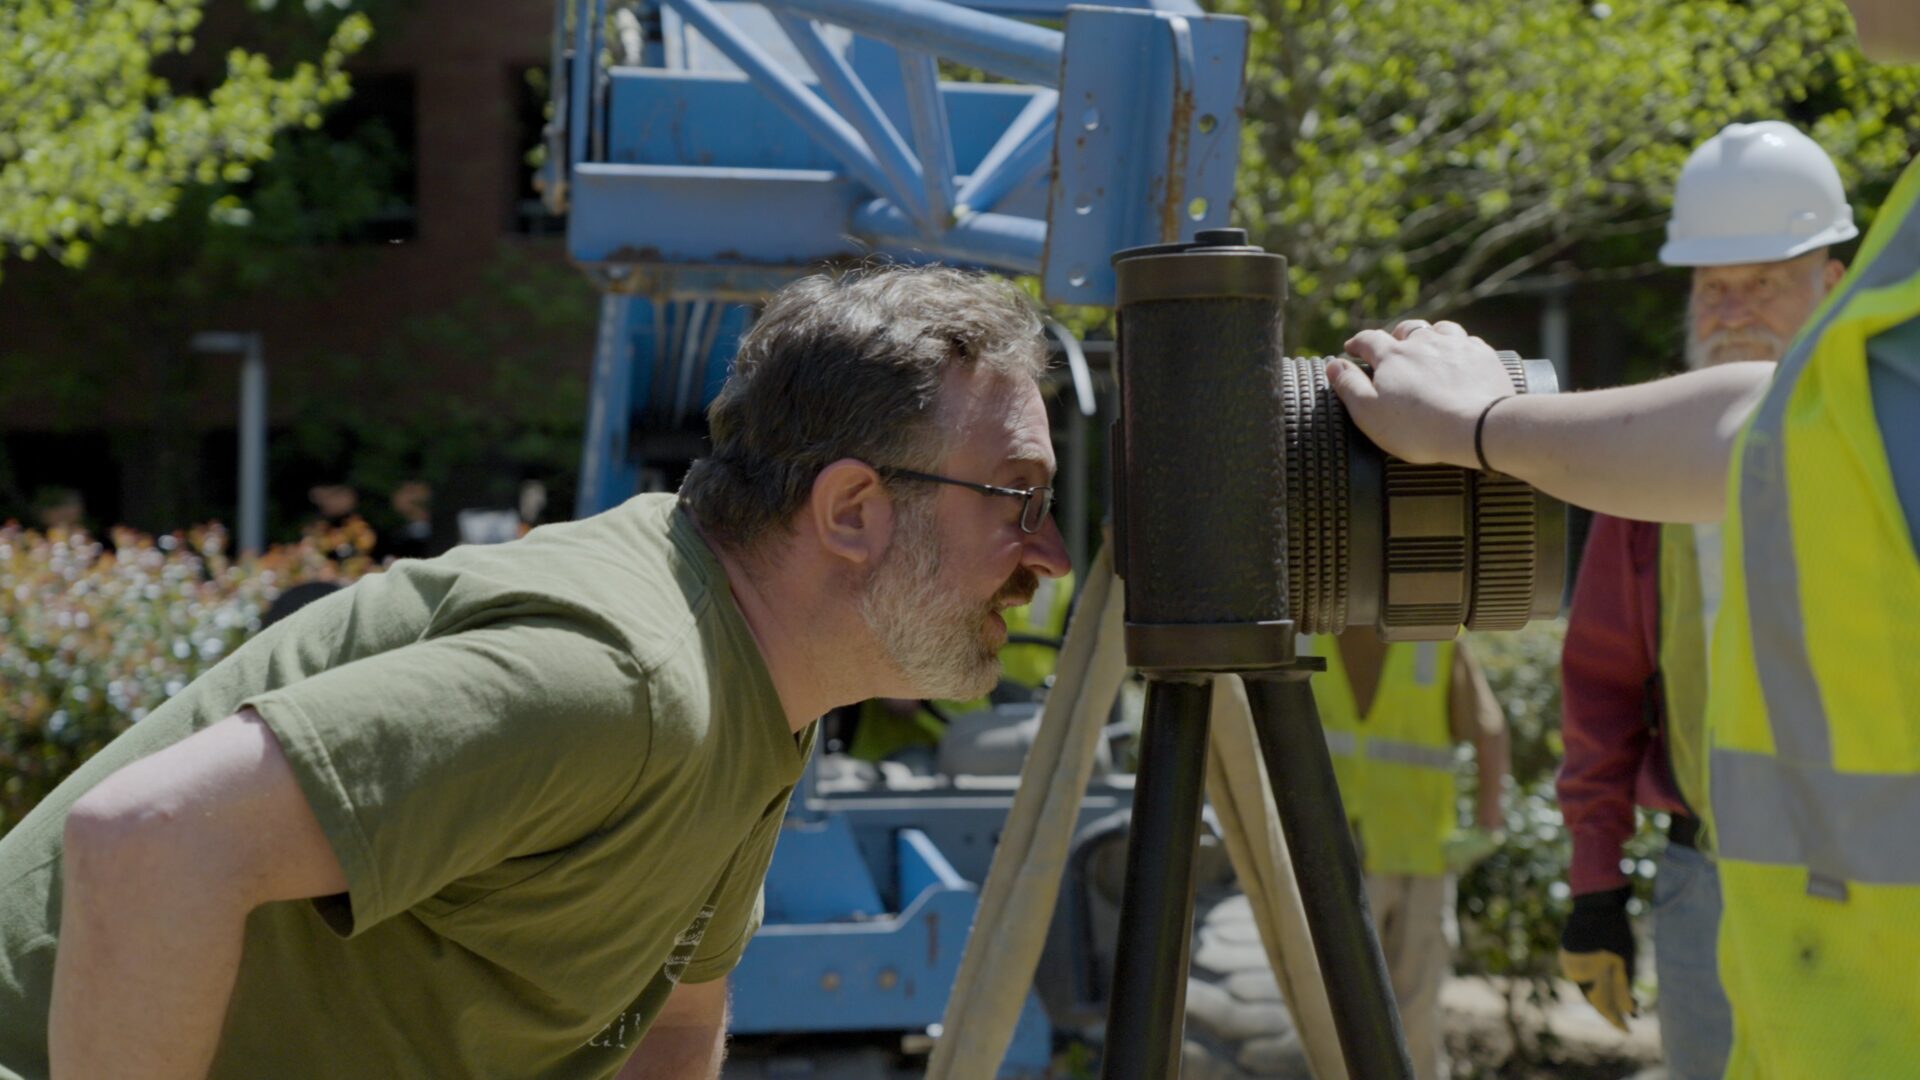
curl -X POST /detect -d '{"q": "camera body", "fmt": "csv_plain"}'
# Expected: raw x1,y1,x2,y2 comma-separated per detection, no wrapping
1111,229,1564,666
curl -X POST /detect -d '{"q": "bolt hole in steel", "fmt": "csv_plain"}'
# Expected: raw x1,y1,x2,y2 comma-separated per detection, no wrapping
1083,106,1101,131
1111,229,1566,646
1197,113,1217,134
1076,194,1094,215
1069,267,1089,287
1187,196,1208,221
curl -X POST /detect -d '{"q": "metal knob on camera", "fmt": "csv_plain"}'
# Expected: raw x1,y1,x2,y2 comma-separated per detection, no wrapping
1101,228,1565,1080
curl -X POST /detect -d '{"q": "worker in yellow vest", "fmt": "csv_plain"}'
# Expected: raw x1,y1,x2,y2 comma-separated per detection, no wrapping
1305,630,1509,1080
1556,121,1852,1080
850,571,1075,762
1328,6,1920,1067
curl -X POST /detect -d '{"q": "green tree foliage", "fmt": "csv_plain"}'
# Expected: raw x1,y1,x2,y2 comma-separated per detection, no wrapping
0,0,372,274
1222,0,1920,350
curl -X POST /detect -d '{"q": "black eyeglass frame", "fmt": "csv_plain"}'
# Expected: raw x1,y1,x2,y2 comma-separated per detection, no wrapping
873,465,1055,534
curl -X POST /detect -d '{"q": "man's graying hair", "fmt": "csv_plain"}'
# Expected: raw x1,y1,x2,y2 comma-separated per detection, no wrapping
680,265,1048,551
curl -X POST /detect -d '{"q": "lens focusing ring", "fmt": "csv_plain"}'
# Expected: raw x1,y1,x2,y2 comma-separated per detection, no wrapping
1280,357,1350,634
1277,351,1560,640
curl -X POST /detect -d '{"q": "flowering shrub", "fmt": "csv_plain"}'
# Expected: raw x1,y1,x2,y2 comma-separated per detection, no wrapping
0,520,376,836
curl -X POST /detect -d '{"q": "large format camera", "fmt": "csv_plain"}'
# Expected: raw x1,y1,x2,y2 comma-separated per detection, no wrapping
1110,227,1564,661
1098,227,1567,1079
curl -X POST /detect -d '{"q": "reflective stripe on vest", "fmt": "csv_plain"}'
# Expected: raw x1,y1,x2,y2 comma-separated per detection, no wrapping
1715,160,1920,899
1365,738,1455,771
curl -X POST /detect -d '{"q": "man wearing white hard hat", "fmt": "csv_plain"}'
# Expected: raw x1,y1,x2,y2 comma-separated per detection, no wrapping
1554,122,1852,1080
1330,1,1920,1068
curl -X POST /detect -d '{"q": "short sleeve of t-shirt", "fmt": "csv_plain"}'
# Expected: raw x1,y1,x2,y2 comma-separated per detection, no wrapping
243,616,649,936
679,720,812,985
678,799,784,985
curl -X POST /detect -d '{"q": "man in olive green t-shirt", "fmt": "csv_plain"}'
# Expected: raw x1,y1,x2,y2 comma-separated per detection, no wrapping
0,266,1070,1080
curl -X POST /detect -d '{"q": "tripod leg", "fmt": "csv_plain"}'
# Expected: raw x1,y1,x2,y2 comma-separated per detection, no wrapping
1100,676,1213,1080
1243,673,1414,1080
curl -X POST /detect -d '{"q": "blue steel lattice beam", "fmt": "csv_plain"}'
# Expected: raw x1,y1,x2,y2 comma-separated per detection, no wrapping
953,87,1055,215
776,0,1065,87
560,0,1246,306
774,12,930,227
899,48,959,230
659,0,906,210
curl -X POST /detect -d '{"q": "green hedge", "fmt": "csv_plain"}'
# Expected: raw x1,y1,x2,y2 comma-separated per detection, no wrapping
0,522,373,835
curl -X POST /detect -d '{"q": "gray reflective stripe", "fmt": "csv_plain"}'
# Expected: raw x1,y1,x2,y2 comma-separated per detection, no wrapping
1412,642,1438,686
1690,522,1723,658
1365,738,1453,771
1732,200,1920,894
1712,747,1920,887
1322,729,1358,757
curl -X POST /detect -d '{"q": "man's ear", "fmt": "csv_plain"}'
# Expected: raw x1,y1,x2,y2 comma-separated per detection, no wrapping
807,459,891,567
1823,258,1847,292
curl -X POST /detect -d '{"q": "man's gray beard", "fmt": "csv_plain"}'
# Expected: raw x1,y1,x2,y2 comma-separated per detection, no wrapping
1684,313,1791,369
860,500,1002,701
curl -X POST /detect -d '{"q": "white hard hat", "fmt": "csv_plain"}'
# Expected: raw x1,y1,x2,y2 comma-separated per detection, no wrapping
1660,121,1858,267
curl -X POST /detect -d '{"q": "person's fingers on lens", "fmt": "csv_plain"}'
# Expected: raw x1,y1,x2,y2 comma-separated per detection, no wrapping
1325,357,1381,411
1391,319,1433,341
1432,320,1468,337
1343,328,1398,365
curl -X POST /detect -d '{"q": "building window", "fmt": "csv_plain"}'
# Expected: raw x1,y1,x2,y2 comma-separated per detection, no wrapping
511,64,567,236
326,71,419,243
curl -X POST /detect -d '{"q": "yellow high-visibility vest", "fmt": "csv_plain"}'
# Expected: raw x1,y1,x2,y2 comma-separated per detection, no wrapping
1705,155,1920,1076
1656,521,1719,846
1308,635,1456,877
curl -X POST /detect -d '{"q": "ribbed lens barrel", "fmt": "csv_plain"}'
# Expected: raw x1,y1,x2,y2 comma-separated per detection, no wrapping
1275,354,1565,641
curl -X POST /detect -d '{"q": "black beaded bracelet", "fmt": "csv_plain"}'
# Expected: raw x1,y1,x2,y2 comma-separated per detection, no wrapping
1475,395,1514,474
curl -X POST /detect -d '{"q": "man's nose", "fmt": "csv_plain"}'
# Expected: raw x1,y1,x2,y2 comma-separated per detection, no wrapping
1023,515,1072,579
1710,289,1761,328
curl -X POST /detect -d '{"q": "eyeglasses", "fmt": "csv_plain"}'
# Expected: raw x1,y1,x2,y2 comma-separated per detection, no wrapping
875,466,1055,534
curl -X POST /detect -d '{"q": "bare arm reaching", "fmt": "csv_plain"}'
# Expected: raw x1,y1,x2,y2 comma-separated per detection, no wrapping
1329,320,1773,524
617,977,730,1080
50,709,347,1080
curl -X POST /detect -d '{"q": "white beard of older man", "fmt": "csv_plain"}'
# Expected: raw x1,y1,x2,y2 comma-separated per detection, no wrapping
1685,248,1847,369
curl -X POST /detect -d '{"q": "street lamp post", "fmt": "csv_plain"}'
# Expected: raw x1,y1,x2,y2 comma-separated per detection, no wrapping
190,332,267,556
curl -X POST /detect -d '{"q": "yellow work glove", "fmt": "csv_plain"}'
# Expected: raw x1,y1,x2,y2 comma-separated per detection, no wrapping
1442,826,1503,875
1557,885,1637,1033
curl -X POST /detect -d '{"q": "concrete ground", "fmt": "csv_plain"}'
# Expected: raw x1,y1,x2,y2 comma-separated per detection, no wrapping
1442,974,1665,1079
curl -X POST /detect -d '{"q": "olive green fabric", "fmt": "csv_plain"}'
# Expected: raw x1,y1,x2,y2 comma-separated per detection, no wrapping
0,494,810,1080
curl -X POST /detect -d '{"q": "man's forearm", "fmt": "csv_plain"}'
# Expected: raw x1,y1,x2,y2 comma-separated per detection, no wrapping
619,978,730,1080
1474,727,1510,830
49,711,351,1079
618,1022,726,1080
1476,363,1774,523
51,814,251,1078
1333,321,1775,523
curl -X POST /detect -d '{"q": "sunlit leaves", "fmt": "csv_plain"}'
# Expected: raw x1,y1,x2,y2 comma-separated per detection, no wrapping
0,0,371,272
1221,0,1920,351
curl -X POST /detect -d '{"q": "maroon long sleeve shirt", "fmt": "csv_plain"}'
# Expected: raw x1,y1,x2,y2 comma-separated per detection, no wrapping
1557,514,1691,896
